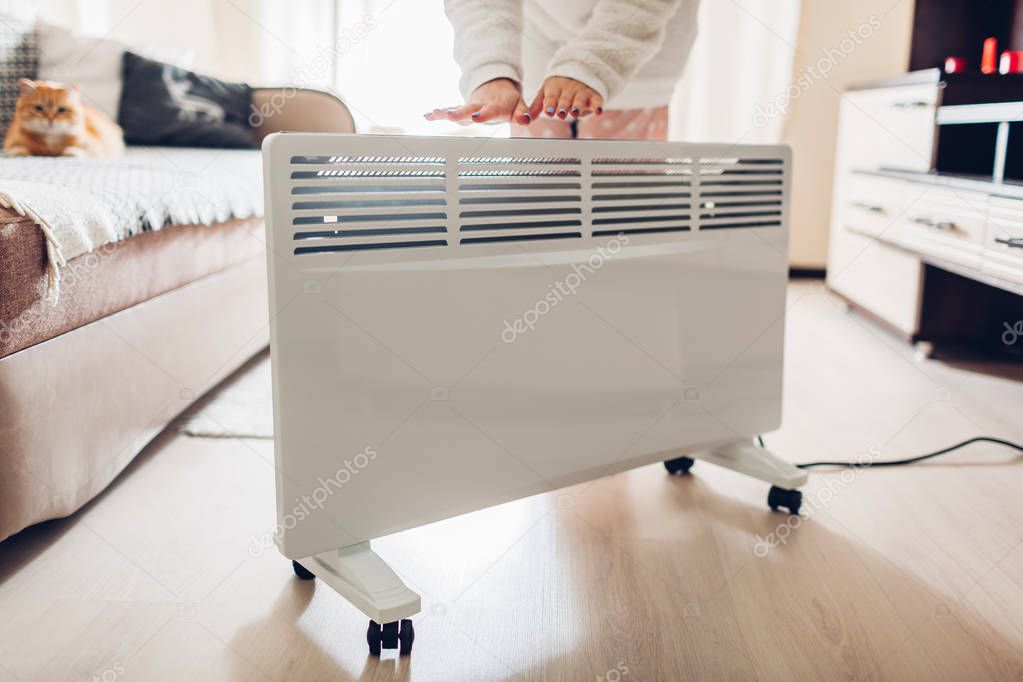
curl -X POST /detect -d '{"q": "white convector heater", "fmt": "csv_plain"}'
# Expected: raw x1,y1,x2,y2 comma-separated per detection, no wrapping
262,133,806,656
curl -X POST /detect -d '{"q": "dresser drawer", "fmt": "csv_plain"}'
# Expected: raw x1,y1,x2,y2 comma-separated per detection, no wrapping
840,174,916,240
983,196,1023,285
898,187,987,268
843,84,938,173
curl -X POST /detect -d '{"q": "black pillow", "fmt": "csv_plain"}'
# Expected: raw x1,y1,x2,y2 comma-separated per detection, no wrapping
118,51,256,148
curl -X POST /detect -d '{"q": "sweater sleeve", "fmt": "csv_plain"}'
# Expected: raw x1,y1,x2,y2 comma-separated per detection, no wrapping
545,0,684,102
444,0,524,100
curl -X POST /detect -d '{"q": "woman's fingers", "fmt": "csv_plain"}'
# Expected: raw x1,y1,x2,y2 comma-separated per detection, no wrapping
569,92,591,119
542,88,559,118
424,107,459,121
471,104,506,123
512,98,531,125
527,93,545,121
445,102,484,122
556,91,574,120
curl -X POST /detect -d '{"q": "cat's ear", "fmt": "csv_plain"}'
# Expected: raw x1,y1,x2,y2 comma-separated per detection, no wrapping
18,78,37,94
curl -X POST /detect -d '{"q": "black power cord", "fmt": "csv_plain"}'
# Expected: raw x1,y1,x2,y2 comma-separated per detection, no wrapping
756,435,1023,470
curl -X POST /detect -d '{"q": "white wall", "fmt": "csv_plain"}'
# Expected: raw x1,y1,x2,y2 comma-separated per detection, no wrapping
30,0,335,83
781,0,916,268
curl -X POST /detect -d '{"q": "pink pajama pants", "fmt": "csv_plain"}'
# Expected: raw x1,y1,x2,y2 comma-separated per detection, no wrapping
510,105,669,140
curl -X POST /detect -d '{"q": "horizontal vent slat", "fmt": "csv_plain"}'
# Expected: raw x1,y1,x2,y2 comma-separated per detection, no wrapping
292,197,445,209
700,189,783,199
459,194,580,205
699,157,784,165
459,207,581,219
699,180,783,188
591,169,692,177
459,156,580,165
591,180,691,189
458,166,581,176
460,219,583,232
291,165,445,177
460,232,582,245
459,182,582,193
593,225,690,237
700,209,782,220
593,192,688,202
592,157,691,165
700,219,782,230
291,183,445,195
291,155,445,165
294,226,446,240
592,215,691,227
697,199,782,209
294,239,448,254
292,213,446,226
593,203,691,213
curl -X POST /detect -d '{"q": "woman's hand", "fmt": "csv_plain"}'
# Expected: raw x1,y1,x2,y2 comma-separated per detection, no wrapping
425,78,531,125
529,77,603,120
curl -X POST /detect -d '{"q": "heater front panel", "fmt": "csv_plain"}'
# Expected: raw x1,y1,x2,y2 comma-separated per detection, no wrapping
262,134,791,558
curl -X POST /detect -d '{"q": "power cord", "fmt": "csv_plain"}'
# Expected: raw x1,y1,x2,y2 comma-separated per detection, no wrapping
756,435,1023,470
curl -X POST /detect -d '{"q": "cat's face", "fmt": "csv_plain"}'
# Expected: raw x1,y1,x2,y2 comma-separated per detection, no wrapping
15,79,84,136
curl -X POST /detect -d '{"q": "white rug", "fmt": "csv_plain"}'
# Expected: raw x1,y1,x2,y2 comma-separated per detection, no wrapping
180,351,274,439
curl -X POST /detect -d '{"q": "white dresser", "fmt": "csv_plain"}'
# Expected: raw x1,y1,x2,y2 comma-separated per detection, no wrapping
827,71,1023,343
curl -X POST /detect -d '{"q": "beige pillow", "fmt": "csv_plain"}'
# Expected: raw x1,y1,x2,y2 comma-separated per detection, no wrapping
35,21,195,119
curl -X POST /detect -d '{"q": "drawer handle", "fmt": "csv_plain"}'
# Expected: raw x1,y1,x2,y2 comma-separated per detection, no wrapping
891,100,931,109
850,201,886,214
996,236,1023,249
910,216,962,233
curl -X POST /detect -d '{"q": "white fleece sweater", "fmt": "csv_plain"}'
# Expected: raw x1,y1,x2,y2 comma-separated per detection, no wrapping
444,0,700,109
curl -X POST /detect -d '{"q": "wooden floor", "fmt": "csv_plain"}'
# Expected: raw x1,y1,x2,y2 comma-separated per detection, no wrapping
2,281,1022,681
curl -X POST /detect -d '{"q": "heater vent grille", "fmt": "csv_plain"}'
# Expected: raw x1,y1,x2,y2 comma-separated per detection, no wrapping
289,155,450,254
695,157,785,230
280,144,787,256
456,156,583,244
588,156,693,235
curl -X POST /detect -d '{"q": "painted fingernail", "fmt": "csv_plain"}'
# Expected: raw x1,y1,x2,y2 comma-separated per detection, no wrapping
471,111,480,118
546,107,555,115
596,107,603,115
571,107,580,116
523,113,532,122
558,108,567,118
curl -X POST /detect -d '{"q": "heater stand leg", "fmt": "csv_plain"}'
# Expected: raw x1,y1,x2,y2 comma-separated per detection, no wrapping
293,541,421,626
678,439,808,514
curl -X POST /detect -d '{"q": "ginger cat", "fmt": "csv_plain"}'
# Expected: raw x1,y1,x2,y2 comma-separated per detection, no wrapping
4,79,124,157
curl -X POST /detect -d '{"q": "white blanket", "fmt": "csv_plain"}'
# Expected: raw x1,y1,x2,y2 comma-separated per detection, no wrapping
0,147,264,303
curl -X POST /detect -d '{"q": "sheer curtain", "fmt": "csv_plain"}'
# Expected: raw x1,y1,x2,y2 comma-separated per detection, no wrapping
670,0,801,144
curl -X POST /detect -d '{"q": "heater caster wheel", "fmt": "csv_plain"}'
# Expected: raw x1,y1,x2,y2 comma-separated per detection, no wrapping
664,456,695,475
292,560,315,581
768,486,802,515
367,619,414,657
